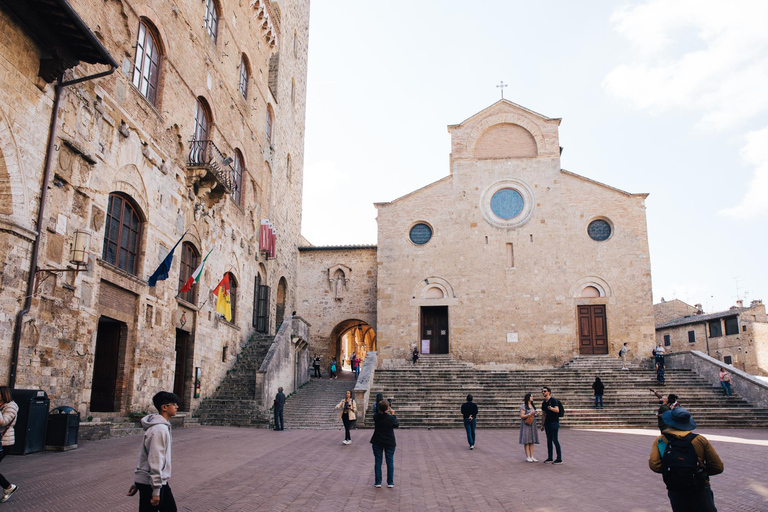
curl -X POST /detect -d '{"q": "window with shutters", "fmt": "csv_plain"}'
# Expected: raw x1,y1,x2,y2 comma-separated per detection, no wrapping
724,316,739,336
239,55,249,98
709,319,723,337
688,330,695,343
102,193,143,275
204,0,219,44
232,150,244,205
663,334,670,346
178,242,199,304
266,105,274,143
132,20,162,106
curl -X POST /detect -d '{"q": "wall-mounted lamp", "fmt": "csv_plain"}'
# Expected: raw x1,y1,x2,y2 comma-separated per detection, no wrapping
222,156,234,166
35,229,91,294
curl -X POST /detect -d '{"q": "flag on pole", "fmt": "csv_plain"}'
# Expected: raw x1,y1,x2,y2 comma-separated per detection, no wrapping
212,273,232,322
179,247,214,294
148,230,188,286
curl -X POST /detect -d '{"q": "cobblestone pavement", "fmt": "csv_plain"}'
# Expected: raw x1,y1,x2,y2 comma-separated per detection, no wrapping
1,426,766,512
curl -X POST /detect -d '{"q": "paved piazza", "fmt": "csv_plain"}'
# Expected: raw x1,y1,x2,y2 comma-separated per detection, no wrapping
1,426,766,511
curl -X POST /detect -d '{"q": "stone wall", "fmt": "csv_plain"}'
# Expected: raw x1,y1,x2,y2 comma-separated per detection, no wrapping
654,299,699,324
0,0,310,416
374,100,655,367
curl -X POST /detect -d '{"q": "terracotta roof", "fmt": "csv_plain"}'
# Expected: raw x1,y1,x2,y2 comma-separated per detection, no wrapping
656,307,749,329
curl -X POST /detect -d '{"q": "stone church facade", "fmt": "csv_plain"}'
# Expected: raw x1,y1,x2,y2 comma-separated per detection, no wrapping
0,0,309,416
300,100,656,368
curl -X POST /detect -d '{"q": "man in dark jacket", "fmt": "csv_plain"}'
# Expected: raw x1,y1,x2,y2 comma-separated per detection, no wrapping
541,387,562,464
370,400,399,488
461,394,478,449
273,387,286,431
649,407,723,512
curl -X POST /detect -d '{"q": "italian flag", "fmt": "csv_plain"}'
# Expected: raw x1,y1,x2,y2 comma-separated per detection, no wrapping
180,248,214,294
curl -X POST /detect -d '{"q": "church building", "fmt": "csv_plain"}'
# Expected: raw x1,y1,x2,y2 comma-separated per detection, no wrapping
300,99,656,368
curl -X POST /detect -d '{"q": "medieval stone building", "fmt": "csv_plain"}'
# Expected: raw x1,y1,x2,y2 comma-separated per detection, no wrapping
300,100,656,368
0,0,310,416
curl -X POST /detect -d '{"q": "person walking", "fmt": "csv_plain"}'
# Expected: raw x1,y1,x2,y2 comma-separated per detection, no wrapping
592,377,605,408
412,347,419,365
718,368,732,396
619,343,629,369
461,394,478,450
127,391,179,512
0,387,18,503
313,355,322,378
370,399,399,488
540,387,562,464
334,390,357,445
352,354,361,379
329,357,338,380
656,362,666,386
519,393,539,462
649,407,724,512
273,387,286,431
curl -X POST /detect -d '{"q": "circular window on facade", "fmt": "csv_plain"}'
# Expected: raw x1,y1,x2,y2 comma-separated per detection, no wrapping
587,219,612,241
409,223,433,245
490,188,525,219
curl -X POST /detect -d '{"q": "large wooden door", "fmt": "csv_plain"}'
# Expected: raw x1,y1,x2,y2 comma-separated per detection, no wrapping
578,305,608,354
91,317,123,412
174,329,190,410
421,306,449,354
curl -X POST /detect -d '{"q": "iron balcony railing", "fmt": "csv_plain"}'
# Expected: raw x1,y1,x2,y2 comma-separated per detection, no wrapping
187,139,238,193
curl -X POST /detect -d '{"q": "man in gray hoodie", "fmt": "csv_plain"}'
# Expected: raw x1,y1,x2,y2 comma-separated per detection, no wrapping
127,391,178,511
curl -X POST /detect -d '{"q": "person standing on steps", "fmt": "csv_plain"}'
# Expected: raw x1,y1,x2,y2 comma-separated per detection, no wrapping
619,343,629,369
335,390,357,445
412,347,419,365
656,362,666,386
592,377,605,408
273,387,286,431
0,387,19,504
352,354,361,379
370,399,399,488
718,368,732,396
655,343,666,366
649,408,723,512
461,394,478,450
313,355,322,378
519,393,539,462
540,387,563,464
329,357,338,380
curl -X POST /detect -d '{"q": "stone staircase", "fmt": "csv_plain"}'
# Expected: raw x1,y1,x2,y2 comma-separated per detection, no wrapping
197,333,275,427
366,354,768,429
281,376,357,430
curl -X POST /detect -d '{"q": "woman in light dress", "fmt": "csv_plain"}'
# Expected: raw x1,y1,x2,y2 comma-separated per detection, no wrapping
519,392,540,462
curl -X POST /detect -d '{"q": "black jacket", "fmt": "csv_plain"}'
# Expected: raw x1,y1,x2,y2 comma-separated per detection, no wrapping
461,402,478,420
370,412,399,447
274,392,286,410
592,381,604,395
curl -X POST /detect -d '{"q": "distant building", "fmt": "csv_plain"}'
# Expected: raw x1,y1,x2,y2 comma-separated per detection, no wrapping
655,299,768,375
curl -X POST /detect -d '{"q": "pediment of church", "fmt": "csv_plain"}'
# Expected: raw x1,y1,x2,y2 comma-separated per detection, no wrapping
448,99,562,160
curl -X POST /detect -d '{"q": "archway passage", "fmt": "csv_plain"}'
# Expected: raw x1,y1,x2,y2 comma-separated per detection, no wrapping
330,319,376,371
91,317,127,412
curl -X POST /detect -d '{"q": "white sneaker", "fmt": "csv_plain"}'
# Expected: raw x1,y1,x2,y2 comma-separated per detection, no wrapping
1,484,17,503
526,457,533,462
531,457,538,462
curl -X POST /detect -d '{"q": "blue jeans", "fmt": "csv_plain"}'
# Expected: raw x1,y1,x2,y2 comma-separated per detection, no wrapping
720,381,732,396
274,409,284,430
594,395,603,407
667,485,717,512
544,422,562,461
372,444,395,486
463,418,476,446
354,367,360,378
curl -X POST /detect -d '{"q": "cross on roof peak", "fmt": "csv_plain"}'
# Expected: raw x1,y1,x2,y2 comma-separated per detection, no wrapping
496,81,508,99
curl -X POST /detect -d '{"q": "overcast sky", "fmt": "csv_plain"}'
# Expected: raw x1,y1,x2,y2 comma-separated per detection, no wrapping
301,0,767,313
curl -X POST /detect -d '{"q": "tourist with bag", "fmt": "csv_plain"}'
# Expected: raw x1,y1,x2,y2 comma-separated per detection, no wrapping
649,407,723,511
329,357,338,380
370,399,399,488
519,393,539,462
334,390,357,445
592,377,605,408
718,368,732,396
0,387,18,503
313,355,322,378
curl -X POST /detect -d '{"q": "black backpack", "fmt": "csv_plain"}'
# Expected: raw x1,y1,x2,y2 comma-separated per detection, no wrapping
556,400,565,418
661,433,707,492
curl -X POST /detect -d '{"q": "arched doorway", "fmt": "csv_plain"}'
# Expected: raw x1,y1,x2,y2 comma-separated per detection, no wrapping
275,277,287,330
330,319,376,370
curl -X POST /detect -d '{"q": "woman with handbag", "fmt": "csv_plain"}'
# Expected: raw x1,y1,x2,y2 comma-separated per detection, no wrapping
519,392,539,462
0,386,18,503
334,390,357,445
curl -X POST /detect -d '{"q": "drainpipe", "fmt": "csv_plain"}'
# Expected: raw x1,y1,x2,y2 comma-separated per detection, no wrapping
9,64,116,389
704,321,710,357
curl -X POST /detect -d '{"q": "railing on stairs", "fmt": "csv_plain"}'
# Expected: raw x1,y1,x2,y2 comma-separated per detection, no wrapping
353,351,377,426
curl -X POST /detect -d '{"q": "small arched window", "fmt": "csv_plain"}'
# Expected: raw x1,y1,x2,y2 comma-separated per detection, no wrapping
232,149,244,205
265,106,273,143
204,0,219,44
193,98,211,142
132,20,162,105
178,242,199,304
103,193,143,275
227,272,238,322
239,55,249,98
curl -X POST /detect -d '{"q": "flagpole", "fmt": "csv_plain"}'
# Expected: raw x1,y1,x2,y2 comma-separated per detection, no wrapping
202,265,235,310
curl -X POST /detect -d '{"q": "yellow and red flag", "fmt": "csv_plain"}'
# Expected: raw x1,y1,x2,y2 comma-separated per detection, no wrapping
211,273,231,322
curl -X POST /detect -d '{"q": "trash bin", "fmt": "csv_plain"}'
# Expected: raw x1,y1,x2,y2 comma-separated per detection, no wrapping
8,389,49,455
45,406,80,451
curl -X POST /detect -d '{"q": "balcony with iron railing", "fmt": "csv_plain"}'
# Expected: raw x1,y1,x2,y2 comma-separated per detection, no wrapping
186,139,238,207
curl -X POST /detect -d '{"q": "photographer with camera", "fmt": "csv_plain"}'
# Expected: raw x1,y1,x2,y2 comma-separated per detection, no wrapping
370,398,399,488
334,390,357,445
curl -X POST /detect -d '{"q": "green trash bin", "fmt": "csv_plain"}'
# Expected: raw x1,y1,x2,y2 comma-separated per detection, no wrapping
45,406,80,451
8,390,49,455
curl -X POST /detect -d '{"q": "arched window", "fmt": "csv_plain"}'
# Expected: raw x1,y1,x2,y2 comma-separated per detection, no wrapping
239,55,249,98
227,272,238,322
204,0,219,44
232,149,244,205
265,106,273,143
132,20,162,106
178,242,199,304
102,193,143,275
193,98,211,142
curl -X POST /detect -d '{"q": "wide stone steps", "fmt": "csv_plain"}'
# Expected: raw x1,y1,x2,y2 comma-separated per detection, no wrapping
281,377,356,430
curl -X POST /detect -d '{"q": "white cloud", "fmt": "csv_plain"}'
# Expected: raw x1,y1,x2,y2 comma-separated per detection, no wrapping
603,0,768,129
719,127,768,219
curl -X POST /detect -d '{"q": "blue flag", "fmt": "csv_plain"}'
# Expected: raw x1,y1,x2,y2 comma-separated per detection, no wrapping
148,230,188,287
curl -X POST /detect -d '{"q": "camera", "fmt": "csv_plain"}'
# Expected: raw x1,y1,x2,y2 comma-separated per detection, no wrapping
387,398,394,405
